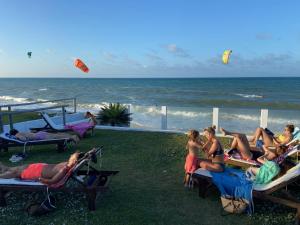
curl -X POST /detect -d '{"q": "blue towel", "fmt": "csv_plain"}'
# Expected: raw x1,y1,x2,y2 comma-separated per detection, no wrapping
211,168,254,214
256,140,264,148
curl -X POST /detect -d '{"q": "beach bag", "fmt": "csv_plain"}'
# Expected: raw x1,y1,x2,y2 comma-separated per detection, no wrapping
26,194,56,216
221,196,248,214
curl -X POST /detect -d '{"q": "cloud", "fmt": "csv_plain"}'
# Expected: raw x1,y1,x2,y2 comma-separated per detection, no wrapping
255,33,273,40
45,48,54,54
102,51,118,62
162,44,191,58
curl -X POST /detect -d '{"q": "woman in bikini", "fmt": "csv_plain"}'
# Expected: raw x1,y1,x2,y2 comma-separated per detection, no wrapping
199,126,225,172
0,152,80,185
9,129,80,144
249,124,294,147
220,127,290,161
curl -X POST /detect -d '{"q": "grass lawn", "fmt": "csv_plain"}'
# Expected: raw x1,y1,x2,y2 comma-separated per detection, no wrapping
0,114,297,225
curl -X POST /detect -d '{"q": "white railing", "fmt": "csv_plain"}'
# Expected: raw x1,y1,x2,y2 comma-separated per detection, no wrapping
128,105,269,132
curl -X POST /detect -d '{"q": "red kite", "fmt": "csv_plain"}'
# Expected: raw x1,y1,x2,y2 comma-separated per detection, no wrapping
74,59,89,73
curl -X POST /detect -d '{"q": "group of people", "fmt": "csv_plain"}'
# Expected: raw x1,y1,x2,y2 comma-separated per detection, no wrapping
184,124,296,186
0,112,97,183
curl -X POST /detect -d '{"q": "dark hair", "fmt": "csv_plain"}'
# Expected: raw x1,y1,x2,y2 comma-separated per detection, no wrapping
187,130,199,141
286,124,294,133
204,125,216,135
9,129,19,136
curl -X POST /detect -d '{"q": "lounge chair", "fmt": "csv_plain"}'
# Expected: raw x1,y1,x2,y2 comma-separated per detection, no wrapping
0,121,72,153
191,163,300,224
31,112,94,136
225,144,300,169
0,147,119,211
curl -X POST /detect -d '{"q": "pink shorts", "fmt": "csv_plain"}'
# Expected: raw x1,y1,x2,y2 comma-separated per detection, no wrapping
184,154,199,173
21,163,46,180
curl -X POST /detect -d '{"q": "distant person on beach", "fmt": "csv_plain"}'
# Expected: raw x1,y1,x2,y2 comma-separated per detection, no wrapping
9,129,80,144
199,126,225,172
248,124,294,148
184,130,203,187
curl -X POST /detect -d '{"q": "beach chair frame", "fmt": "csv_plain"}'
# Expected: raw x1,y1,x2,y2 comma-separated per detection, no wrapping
0,135,71,153
31,112,94,136
0,147,119,211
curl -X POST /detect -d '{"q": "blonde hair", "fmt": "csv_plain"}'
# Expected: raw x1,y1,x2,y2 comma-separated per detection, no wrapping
67,151,80,167
187,130,199,142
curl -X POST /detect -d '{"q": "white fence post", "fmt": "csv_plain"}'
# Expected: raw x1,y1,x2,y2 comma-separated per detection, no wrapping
260,109,268,128
212,107,219,132
126,104,131,114
161,106,167,130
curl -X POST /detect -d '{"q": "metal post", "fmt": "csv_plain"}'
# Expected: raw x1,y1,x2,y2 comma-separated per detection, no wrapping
212,107,219,132
161,106,167,130
62,106,66,125
8,106,13,130
0,114,3,133
260,109,268,128
73,98,77,113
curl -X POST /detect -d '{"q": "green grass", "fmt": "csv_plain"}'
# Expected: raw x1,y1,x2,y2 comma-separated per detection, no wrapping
0,114,297,225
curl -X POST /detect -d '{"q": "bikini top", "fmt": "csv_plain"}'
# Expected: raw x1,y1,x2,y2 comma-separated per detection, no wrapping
212,142,224,157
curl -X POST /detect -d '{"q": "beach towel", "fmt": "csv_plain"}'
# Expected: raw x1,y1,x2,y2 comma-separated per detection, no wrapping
65,122,93,138
254,160,280,185
211,168,254,214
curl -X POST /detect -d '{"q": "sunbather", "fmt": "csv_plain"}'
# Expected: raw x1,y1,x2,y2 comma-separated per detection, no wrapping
248,124,294,147
184,130,203,186
220,127,292,162
220,127,262,160
0,152,80,184
9,129,80,144
199,126,225,172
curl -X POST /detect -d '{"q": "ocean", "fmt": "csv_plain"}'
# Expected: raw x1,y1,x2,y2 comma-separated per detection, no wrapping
0,77,300,133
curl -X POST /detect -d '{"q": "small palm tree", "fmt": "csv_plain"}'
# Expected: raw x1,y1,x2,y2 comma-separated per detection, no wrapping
97,103,132,127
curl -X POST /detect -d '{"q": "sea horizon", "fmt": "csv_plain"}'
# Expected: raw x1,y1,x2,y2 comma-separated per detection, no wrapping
1,77,300,133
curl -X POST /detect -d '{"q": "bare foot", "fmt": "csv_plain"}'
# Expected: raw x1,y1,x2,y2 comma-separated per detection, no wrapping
220,127,227,136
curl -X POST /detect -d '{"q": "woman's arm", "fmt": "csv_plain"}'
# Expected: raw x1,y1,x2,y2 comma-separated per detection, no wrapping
40,167,67,185
207,140,218,157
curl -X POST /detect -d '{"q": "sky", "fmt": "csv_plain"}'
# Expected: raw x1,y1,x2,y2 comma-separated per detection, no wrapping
0,0,299,78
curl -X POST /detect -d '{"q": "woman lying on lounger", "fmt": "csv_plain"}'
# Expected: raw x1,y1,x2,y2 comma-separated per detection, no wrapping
0,152,80,185
9,129,80,144
248,124,294,148
199,126,225,172
220,127,287,161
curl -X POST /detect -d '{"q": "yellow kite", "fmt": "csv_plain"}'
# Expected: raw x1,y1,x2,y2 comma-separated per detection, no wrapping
222,50,232,64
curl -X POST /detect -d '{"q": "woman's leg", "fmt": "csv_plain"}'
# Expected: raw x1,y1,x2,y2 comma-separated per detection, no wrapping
233,135,253,160
220,128,253,159
199,160,224,172
230,138,238,149
250,128,273,147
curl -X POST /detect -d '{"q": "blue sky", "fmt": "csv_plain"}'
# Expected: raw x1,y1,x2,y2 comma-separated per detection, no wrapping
0,0,299,77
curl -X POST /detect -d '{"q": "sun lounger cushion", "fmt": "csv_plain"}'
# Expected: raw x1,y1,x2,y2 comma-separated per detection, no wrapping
0,178,44,186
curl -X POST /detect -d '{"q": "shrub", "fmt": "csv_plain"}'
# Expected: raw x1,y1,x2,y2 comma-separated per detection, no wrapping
97,103,132,127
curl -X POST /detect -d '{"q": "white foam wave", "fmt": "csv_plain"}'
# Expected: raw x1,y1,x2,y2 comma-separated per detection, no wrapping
131,105,211,118
235,93,263,99
38,88,48,91
0,95,29,104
